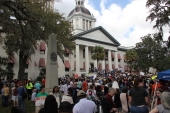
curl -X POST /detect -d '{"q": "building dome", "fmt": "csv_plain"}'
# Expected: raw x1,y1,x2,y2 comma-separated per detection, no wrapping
68,6,91,17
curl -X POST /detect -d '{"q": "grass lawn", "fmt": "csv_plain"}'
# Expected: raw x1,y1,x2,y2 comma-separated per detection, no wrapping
0,98,35,113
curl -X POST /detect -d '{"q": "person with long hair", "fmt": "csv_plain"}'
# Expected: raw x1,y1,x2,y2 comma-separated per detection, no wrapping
120,86,129,113
153,88,163,108
150,92,170,113
39,95,58,113
12,84,18,107
129,78,149,113
50,86,62,108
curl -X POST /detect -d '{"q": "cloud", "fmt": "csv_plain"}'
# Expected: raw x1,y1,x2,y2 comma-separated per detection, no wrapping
54,0,169,47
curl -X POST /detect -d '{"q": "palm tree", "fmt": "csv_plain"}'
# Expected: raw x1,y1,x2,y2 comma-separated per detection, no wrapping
91,46,105,69
126,49,138,71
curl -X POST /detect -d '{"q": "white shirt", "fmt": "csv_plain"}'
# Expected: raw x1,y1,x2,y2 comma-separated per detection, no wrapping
60,84,70,95
31,92,36,101
73,98,97,113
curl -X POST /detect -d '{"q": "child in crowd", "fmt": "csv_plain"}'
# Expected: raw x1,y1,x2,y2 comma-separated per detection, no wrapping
31,89,36,102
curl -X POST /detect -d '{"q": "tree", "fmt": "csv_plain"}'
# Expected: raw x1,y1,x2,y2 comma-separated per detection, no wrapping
126,49,138,71
0,0,75,80
0,56,14,79
146,0,170,47
91,46,105,68
134,34,170,72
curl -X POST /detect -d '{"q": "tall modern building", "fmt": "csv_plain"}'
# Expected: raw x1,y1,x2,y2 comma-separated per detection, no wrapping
0,0,129,80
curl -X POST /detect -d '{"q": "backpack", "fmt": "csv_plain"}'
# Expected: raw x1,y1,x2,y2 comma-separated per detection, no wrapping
21,88,27,100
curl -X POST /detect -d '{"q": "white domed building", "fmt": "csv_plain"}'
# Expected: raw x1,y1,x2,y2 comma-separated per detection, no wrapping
0,0,130,79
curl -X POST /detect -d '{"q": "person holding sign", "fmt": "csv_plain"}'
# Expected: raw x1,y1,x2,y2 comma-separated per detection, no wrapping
35,86,48,113
50,86,62,108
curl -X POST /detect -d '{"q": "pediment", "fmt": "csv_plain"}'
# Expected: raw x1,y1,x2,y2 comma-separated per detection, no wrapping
81,30,114,43
75,26,120,46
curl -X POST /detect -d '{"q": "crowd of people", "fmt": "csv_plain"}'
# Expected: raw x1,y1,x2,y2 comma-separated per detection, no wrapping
0,69,170,113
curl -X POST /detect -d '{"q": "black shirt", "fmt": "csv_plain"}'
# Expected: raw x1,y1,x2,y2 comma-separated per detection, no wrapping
129,87,148,106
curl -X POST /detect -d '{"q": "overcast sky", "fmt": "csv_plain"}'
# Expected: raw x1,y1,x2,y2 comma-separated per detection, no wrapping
54,0,169,47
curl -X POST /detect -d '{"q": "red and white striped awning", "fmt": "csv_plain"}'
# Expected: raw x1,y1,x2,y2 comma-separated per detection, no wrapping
105,64,109,70
64,60,71,68
40,42,46,51
98,63,102,70
112,64,115,69
39,58,45,67
111,53,114,58
118,54,122,60
124,55,126,61
124,65,127,71
34,61,37,67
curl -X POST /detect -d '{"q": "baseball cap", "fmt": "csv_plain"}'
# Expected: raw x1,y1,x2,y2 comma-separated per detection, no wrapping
77,90,86,96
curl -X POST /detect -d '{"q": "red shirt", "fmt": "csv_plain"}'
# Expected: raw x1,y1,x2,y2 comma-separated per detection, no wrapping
82,81,88,91
152,83,160,92
42,79,45,86
105,93,116,108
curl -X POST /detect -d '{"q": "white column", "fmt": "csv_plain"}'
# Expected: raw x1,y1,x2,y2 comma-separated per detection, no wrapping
70,52,74,74
76,44,80,73
102,60,105,70
114,51,118,69
108,50,112,70
94,60,97,69
85,46,89,73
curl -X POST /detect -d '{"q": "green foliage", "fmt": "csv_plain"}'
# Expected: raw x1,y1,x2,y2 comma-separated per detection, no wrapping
36,68,46,81
146,0,170,47
126,49,138,71
146,0,170,29
91,46,105,62
126,49,138,63
0,56,14,79
134,34,170,72
0,99,35,113
0,0,75,79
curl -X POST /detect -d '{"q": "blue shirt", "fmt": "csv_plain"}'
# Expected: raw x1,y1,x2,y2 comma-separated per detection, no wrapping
17,86,26,96
34,83,41,90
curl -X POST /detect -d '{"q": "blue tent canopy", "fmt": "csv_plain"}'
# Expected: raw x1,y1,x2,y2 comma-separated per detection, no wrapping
158,69,170,80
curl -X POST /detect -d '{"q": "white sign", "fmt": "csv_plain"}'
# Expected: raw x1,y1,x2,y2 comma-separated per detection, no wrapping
35,96,46,107
140,72,145,76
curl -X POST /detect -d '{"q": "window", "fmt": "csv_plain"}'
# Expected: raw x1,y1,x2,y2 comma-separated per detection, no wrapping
83,19,85,30
65,74,69,77
40,50,45,54
83,49,85,58
65,68,70,72
86,20,88,30
118,59,121,62
112,58,114,61
81,74,85,77
25,64,28,69
105,52,108,61
89,21,92,29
